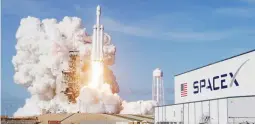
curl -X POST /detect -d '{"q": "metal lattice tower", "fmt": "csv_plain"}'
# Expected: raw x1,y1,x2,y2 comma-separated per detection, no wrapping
152,68,165,106
61,50,81,103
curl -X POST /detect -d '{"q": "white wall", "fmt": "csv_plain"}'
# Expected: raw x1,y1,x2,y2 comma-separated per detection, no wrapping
209,100,219,123
228,96,255,123
218,99,228,124
183,104,188,123
228,96,255,117
175,51,255,104
188,103,195,123
202,101,210,117
195,102,202,123
157,106,163,123
154,97,254,124
164,104,183,123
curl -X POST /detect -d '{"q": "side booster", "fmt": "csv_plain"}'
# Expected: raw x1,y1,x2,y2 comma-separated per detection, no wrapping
91,5,104,62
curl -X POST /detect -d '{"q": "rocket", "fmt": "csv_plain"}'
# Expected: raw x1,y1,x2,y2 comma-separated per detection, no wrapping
91,5,104,62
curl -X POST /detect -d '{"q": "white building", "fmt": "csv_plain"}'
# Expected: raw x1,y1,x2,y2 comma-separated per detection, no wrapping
155,50,255,124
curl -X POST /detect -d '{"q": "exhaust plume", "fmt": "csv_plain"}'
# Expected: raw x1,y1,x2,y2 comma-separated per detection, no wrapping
12,16,156,117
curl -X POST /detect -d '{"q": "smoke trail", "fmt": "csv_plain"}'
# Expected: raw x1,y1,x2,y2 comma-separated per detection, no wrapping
12,16,156,117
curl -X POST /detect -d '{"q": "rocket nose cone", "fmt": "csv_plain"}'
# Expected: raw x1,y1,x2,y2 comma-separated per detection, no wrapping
97,5,100,10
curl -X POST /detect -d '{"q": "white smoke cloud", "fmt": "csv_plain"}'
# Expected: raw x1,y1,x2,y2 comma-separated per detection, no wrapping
120,100,157,115
12,16,156,117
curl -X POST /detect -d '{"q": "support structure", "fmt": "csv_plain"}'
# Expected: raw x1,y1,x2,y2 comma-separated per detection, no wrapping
61,50,81,103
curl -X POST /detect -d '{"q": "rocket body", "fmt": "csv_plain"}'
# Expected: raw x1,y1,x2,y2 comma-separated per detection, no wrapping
89,5,104,89
99,25,104,59
91,5,104,62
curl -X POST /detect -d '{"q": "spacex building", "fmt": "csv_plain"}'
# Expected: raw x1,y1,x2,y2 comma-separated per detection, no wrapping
155,50,255,124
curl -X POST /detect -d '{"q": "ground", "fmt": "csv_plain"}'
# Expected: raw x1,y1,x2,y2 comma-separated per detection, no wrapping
37,113,154,124
1,113,154,124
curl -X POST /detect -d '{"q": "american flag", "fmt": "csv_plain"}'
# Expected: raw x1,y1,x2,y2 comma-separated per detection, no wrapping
181,83,188,97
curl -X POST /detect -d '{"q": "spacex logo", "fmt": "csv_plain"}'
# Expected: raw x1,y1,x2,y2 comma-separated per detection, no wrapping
193,59,250,94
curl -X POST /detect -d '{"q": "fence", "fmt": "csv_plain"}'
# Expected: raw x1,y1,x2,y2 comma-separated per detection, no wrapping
155,95,255,124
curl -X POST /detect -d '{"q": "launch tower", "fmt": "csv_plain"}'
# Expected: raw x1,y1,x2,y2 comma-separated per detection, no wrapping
62,51,81,103
61,45,81,103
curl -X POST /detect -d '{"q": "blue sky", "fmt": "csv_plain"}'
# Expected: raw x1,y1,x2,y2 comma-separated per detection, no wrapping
1,0,255,116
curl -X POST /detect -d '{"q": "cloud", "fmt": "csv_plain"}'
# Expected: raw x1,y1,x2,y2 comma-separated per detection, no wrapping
162,31,229,41
2,0,42,16
102,17,154,37
4,0,255,43
162,29,255,42
2,0,67,17
215,7,255,17
73,4,96,15
102,16,255,42
70,3,255,43
240,0,255,4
